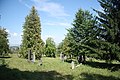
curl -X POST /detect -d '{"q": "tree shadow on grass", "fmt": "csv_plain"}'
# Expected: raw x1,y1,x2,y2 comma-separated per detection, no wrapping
80,72,120,80
85,61,120,72
0,65,73,80
0,56,11,58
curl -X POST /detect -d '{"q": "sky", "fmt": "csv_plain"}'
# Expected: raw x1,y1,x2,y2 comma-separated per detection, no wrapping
0,0,100,46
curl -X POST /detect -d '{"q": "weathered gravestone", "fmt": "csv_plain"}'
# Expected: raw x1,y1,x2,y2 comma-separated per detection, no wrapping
32,52,35,63
71,61,75,69
77,55,81,64
64,55,67,62
60,52,64,62
77,54,85,64
28,49,35,63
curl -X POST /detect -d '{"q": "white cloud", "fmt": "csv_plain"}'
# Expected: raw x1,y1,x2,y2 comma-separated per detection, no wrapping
35,2,69,17
99,6,104,12
41,34,65,45
20,32,23,36
45,22,71,27
20,0,69,17
13,32,18,37
19,0,22,2
6,29,10,33
42,35,55,42
19,0,31,8
5,29,22,46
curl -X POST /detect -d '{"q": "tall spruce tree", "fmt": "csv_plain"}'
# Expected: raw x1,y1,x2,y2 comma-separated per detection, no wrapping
64,9,96,61
94,0,120,61
20,6,44,59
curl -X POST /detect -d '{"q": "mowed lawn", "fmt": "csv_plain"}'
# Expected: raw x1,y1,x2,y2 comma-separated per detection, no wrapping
0,54,120,80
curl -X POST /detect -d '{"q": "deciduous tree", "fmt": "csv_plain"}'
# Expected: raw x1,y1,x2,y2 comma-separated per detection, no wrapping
45,37,56,57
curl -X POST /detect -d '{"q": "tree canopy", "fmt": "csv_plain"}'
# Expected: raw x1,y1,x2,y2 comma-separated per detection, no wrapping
59,9,96,61
93,0,120,61
45,37,56,57
59,0,120,62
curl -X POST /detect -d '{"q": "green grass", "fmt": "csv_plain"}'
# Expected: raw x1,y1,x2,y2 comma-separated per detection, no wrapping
0,54,120,80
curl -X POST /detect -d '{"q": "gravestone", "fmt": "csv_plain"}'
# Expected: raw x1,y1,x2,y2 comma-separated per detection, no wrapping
78,55,80,63
60,52,62,59
32,52,35,63
64,55,67,61
60,52,64,62
28,50,36,63
28,49,32,61
77,55,84,64
71,61,75,69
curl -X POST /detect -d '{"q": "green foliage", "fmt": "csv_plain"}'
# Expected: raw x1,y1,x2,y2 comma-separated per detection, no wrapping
93,0,120,61
20,6,43,58
57,41,63,55
57,33,73,58
0,27,9,55
61,0,120,62
62,9,96,60
45,37,56,57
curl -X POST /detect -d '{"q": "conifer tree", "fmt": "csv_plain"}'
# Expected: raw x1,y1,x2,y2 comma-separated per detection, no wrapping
94,0,120,61
63,9,96,61
0,27,9,55
20,6,44,59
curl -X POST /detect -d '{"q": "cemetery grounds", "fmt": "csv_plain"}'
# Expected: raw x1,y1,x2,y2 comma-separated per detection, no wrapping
0,54,120,80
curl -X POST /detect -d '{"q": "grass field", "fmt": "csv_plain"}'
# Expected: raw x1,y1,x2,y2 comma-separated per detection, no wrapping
0,54,120,80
